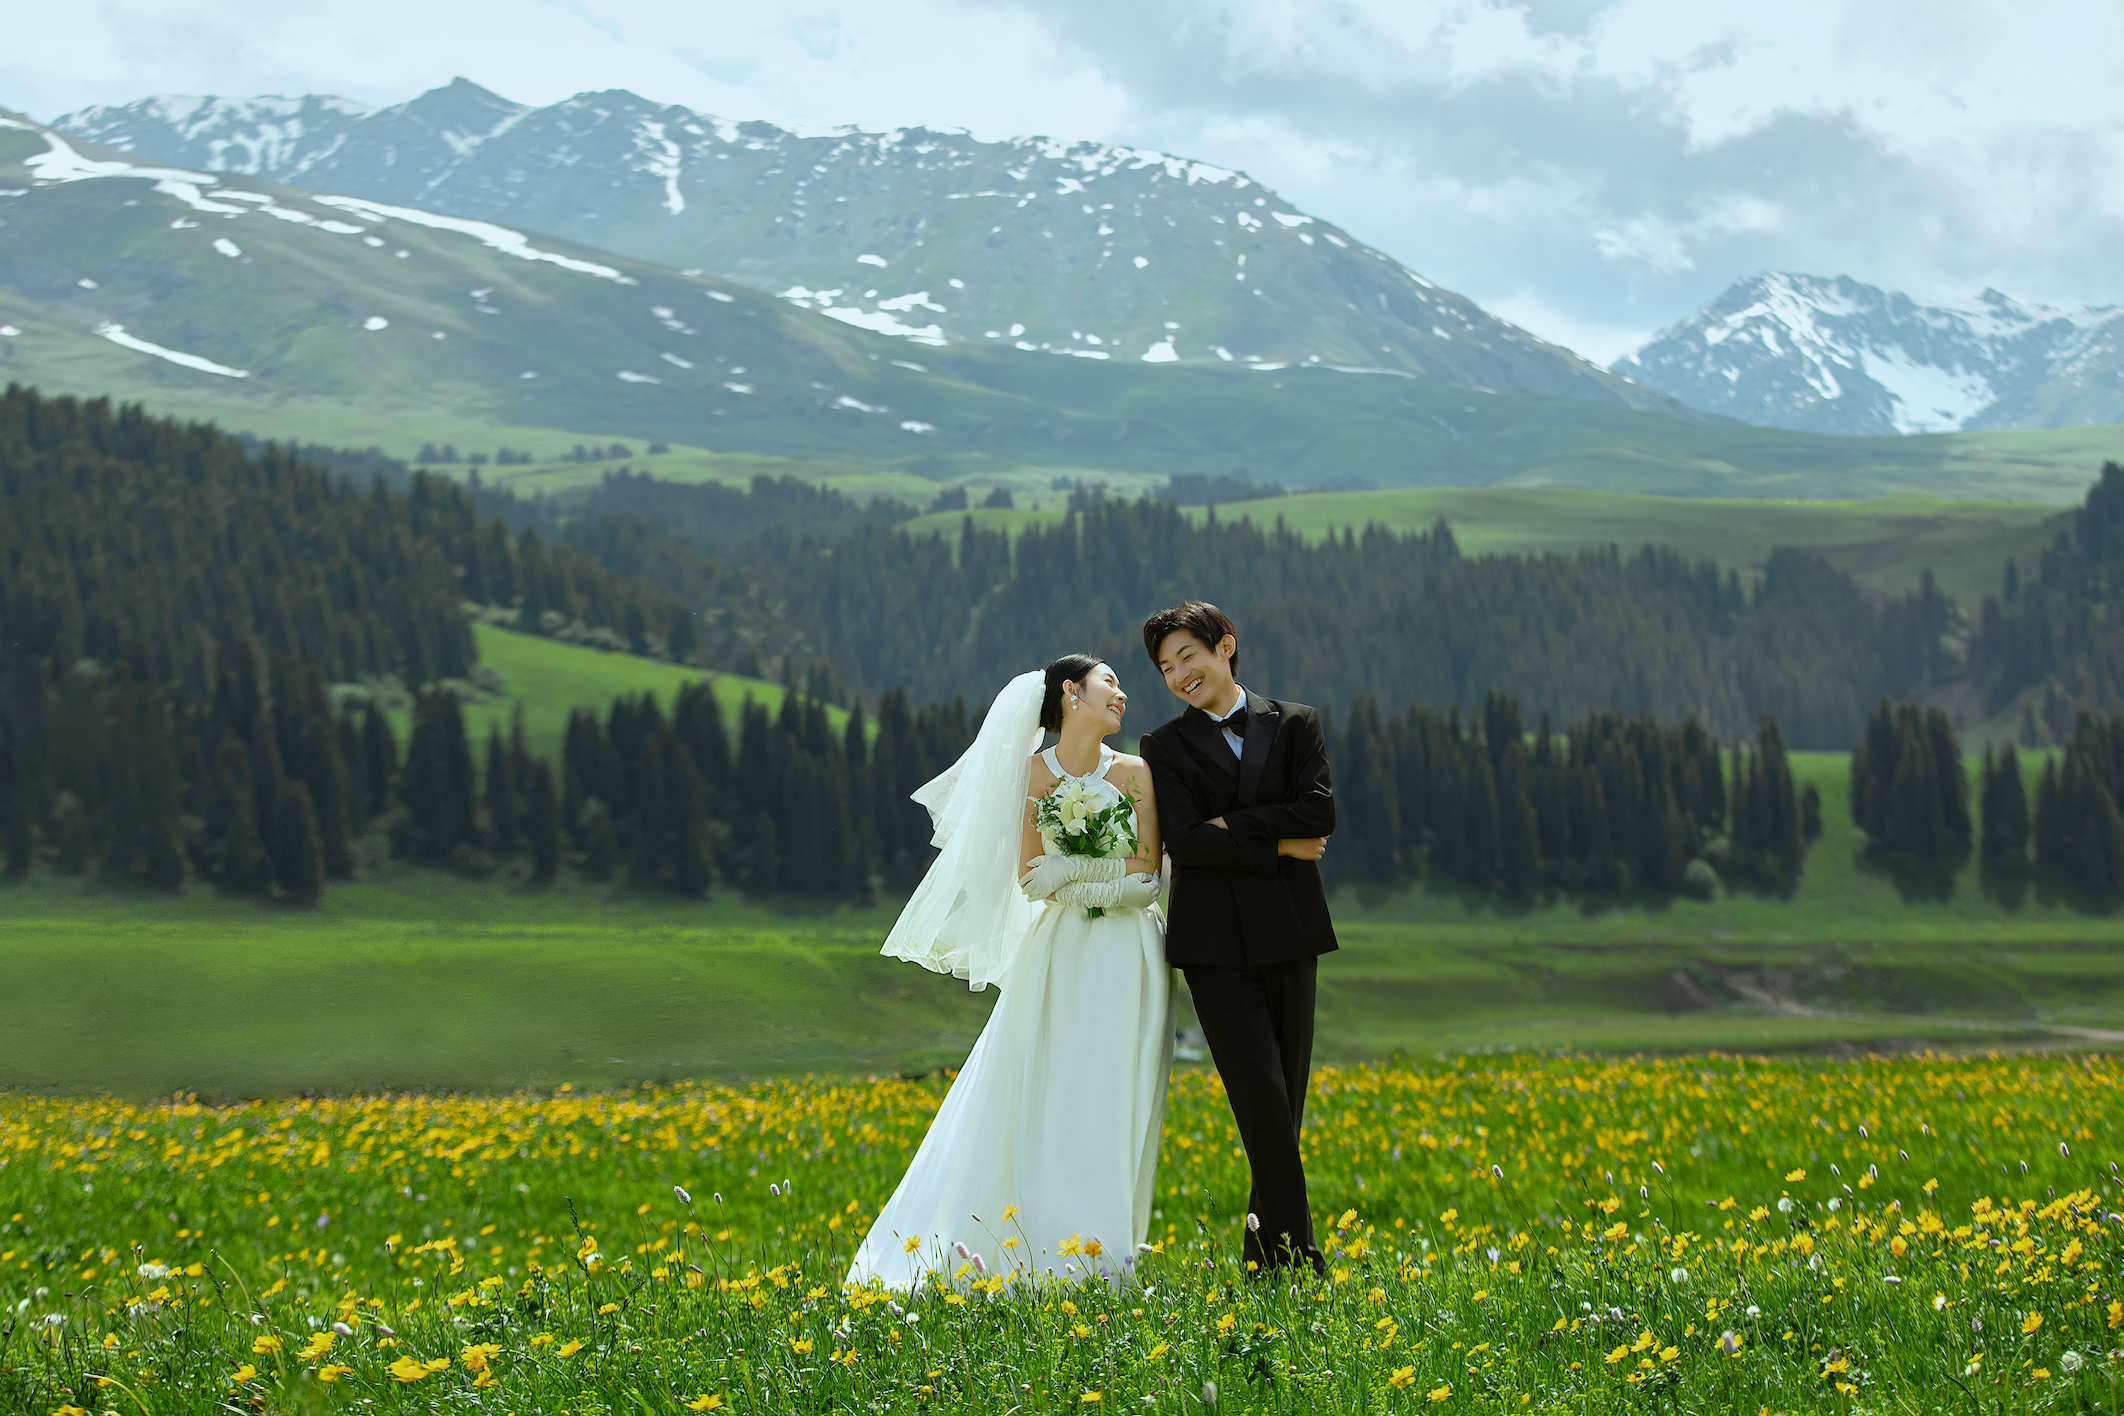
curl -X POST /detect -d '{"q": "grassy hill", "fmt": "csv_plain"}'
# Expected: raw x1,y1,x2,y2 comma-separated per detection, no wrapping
6,113,2122,505
396,623,844,765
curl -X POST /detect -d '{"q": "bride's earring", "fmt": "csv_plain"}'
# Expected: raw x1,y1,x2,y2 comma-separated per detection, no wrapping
1069,694,1079,711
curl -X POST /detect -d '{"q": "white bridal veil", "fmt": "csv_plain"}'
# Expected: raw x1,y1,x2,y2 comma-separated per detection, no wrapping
880,669,1045,992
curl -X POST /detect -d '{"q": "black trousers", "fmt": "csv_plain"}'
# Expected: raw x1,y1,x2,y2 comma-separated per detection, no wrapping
1183,957,1324,1275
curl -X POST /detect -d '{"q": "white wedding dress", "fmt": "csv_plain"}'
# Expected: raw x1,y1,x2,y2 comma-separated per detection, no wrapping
848,742,1174,1290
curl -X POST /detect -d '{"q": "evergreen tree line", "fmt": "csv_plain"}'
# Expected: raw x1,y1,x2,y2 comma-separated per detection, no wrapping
0,636,393,902
1969,462,2124,732
1853,697,2124,903
553,683,975,899
2024,713,2124,896
0,388,713,691
0,617,977,904
1316,691,1814,900
553,470,920,556
677,499,1959,749
1850,700,1972,872
0,388,715,898
2,387,471,692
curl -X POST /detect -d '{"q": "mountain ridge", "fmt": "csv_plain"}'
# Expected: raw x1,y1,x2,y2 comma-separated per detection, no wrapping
53,79,1692,416
1616,271,2124,436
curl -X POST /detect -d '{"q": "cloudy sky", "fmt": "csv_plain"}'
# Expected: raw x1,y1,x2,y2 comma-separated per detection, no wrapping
8,0,2120,361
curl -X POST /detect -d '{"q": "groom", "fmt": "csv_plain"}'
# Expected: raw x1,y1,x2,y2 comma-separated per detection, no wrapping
1139,601,1335,1276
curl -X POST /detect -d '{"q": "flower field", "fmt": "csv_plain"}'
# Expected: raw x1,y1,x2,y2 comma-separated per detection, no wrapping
4,1052,2123,1413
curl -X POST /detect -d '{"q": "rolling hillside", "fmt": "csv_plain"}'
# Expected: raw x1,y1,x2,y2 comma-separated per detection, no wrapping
55,80,1678,411
430,622,844,767
2,108,2117,502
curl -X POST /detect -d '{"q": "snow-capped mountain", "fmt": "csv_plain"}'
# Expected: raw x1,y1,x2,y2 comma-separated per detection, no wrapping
53,79,1679,413
1615,272,2124,436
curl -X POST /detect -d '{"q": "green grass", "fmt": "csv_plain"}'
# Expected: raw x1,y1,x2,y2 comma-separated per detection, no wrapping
6,1050,2121,1413
3,749,2120,1098
397,624,841,765
0,865,975,1096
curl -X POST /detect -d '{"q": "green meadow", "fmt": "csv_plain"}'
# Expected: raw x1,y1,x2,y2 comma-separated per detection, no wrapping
4,739,2118,1097
387,623,852,766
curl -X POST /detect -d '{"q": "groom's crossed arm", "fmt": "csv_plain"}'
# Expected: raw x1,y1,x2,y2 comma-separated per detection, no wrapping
1219,706,1336,851
1142,734,1281,875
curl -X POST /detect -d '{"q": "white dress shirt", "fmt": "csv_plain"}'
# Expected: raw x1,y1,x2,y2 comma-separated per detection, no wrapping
1207,685,1248,759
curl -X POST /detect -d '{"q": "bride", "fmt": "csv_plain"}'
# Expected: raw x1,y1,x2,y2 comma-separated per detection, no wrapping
846,654,1172,1290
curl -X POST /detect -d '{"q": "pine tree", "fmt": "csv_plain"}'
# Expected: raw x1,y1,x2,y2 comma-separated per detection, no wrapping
485,725,517,858
1799,782,1823,843
581,806,618,881
1759,715,1804,886
1462,745,1500,892
401,690,478,860
300,717,353,879
1341,699,1401,885
526,759,561,884
50,792,89,875
2067,755,2124,894
274,780,325,906
361,705,397,823
2034,756,2066,871
1496,745,1541,898
1980,744,2030,871
212,733,273,893
668,745,712,898
0,743,28,876
748,808,780,893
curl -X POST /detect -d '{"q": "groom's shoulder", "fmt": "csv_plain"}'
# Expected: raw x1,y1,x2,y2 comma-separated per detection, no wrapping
1260,694,1320,723
1138,716,1183,753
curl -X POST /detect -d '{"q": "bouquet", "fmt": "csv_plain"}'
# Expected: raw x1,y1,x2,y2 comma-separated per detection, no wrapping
1031,779,1139,917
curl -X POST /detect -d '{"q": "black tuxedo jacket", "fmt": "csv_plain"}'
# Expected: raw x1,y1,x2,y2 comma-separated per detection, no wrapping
1140,690,1338,969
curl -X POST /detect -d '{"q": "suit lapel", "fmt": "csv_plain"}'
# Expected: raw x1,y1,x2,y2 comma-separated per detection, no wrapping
1237,691,1280,804
1178,707,1241,784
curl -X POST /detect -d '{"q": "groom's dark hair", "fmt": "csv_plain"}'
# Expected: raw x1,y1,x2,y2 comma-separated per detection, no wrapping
1143,601,1239,676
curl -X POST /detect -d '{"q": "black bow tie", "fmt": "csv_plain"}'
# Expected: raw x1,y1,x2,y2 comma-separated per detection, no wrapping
1219,706,1249,736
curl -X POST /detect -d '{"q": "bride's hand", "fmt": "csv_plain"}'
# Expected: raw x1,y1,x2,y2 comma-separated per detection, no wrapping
1019,852,1125,901
1053,873,1162,909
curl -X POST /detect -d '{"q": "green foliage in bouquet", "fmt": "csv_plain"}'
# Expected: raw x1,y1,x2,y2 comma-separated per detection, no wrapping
1031,778,1140,916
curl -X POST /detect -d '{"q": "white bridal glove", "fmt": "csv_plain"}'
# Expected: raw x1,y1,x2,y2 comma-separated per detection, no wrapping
1053,872,1163,911
1018,852,1124,901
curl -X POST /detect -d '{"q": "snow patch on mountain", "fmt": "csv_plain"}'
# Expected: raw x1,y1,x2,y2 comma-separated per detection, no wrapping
50,80,1679,414
313,195,634,283
1853,346,1993,434
1616,272,2124,435
96,322,248,377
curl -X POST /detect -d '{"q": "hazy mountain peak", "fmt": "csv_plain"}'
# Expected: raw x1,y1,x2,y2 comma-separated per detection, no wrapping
1616,271,2124,436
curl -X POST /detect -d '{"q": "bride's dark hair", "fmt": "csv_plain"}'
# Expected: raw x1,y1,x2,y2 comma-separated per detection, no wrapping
1039,653,1104,732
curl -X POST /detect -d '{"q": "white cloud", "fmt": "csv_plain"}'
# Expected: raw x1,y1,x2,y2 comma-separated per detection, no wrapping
1482,290,1652,367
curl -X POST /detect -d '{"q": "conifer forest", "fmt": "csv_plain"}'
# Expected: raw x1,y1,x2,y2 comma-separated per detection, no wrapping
5,385,2124,907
